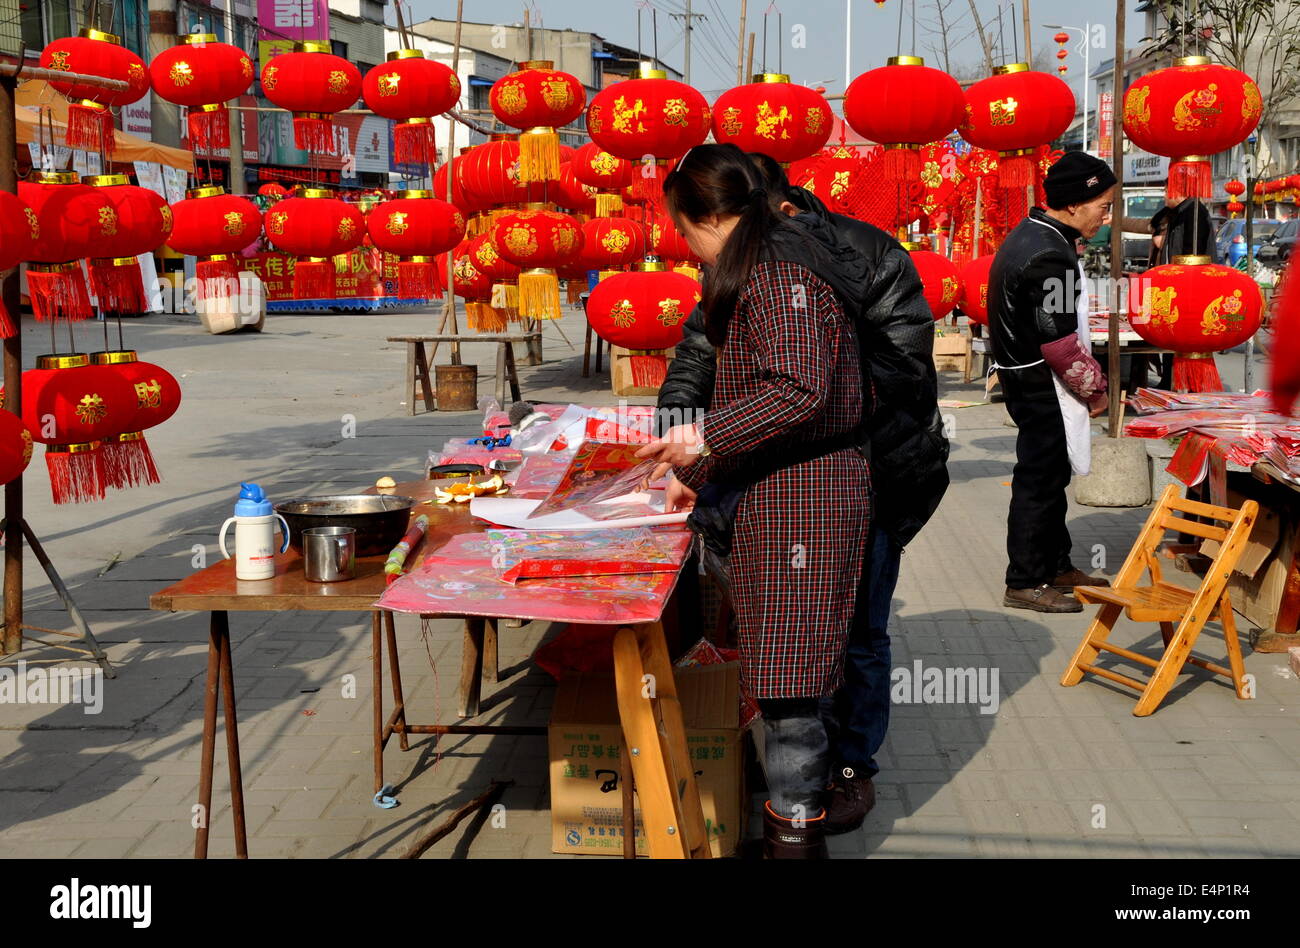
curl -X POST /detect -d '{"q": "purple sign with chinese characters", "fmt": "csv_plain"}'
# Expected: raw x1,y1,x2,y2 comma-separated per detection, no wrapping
257,0,330,42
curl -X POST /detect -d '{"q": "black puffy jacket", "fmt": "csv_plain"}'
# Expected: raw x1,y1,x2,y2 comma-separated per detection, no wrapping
656,187,950,547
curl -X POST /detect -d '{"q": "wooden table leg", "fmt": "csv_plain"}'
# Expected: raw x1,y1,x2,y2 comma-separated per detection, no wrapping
483,617,498,684
372,611,384,793
621,738,635,859
195,611,223,860
383,610,409,751
215,610,248,858
458,617,485,718
583,323,592,377
405,343,417,417
415,343,435,412
494,343,507,408
505,343,521,403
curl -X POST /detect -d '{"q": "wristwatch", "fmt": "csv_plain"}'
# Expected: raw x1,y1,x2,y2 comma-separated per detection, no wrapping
695,438,712,458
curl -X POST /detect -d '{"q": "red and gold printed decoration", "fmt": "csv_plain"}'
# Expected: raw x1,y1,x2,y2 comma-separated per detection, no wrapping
1129,255,1264,391
260,41,362,154
489,61,585,182
586,262,701,387
148,34,254,152
363,50,461,166
83,175,172,317
790,144,878,219
491,206,584,320
364,191,465,299
464,233,522,321
906,243,963,321
0,409,34,487
843,56,964,182
167,186,262,300
446,242,506,332
587,65,710,207
0,191,39,337
571,142,634,217
958,255,996,325
959,63,1075,189
1123,57,1261,202
40,28,150,156
86,350,180,489
711,73,833,165
20,354,136,504
264,188,366,299
579,217,647,272
19,172,115,322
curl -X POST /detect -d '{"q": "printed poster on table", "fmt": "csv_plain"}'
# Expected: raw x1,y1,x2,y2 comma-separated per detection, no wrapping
528,440,660,519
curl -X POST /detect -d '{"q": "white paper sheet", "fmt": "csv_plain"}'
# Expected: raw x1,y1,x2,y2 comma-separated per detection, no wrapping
470,491,690,531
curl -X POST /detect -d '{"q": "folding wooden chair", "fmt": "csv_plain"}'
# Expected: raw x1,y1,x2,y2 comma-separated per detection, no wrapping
611,622,712,859
1060,484,1258,717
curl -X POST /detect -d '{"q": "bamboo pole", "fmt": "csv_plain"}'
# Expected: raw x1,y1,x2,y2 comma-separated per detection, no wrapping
745,33,755,80
736,0,748,86
1107,0,1125,438
433,0,466,368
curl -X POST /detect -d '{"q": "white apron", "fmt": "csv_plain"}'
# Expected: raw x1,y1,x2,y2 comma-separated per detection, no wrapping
1050,259,1094,477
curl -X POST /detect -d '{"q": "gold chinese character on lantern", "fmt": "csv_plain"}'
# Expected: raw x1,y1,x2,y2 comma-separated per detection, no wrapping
327,70,351,95
48,51,70,71
75,393,107,425
134,379,162,409
1146,286,1178,327
338,218,357,240
98,206,118,237
170,61,194,87
663,97,690,128
591,151,619,176
540,79,573,111
262,66,279,91
657,298,684,327
600,228,630,254
588,104,605,134
127,62,145,82
378,73,400,97
497,80,528,115
921,161,942,189
20,429,31,465
830,170,851,200
24,207,39,240
719,106,743,137
224,211,246,236
266,211,286,236
612,95,647,134
386,211,409,235
610,299,636,328
160,205,173,230
505,224,539,258
552,228,577,255
804,108,825,136
1124,86,1150,131
989,97,1019,126
240,57,254,81
755,102,791,140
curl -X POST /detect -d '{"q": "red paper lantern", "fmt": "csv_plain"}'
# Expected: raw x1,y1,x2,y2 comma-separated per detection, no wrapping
40,28,149,156
1225,179,1246,197
843,57,965,181
446,242,506,332
21,354,138,503
1225,201,1245,216
365,191,465,298
82,175,172,317
168,186,263,299
571,142,632,216
265,188,365,299
258,182,289,198
491,207,584,319
0,191,39,337
490,61,586,182
86,351,180,489
587,67,710,206
0,409,34,487
433,151,488,216
467,232,522,284
649,214,694,263
458,135,547,209
1054,31,1071,45
587,263,701,386
550,162,595,214
261,41,362,154
19,172,116,322
1123,57,1261,202
909,247,963,320
959,64,1076,188
712,73,833,165
363,50,461,166
1290,174,1300,194
1056,49,1069,61
1270,267,1300,415
1129,256,1264,390
149,34,254,152
958,255,995,325
579,217,647,272
1058,65,1069,76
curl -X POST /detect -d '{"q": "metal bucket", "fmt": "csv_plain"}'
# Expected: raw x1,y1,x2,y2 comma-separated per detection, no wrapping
436,363,478,411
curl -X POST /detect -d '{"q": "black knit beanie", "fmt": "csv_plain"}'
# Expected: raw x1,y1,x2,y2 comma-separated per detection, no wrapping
1043,152,1117,210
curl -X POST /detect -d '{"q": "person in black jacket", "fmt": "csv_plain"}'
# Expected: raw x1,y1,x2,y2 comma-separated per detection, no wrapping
655,153,949,836
990,151,1115,614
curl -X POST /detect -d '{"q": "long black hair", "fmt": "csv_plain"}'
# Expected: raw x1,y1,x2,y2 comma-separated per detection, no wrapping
663,143,788,346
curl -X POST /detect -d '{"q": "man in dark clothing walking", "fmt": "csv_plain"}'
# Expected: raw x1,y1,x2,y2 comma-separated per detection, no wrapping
656,158,948,835
990,151,1116,614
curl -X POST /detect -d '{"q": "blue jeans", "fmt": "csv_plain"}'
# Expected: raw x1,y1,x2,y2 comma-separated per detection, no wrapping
822,525,900,778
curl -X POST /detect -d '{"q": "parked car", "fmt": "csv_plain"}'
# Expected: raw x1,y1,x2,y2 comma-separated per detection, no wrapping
1257,218,1299,263
1214,217,1282,262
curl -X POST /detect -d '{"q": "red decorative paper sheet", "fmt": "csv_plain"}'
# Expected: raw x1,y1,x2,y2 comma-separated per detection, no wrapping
528,440,659,519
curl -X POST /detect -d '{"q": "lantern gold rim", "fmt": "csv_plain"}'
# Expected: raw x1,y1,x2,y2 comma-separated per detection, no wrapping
887,55,925,67
635,261,667,272
405,255,435,264
993,62,1030,75
88,257,141,267
47,442,101,454
1174,55,1211,67
1174,155,1211,163
522,267,556,276
179,33,218,45
79,28,121,44
401,116,432,126
82,174,130,187
883,143,923,151
186,185,226,199
397,189,433,199
522,125,556,136
1000,147,1037,158
636,63,667,79
524,201,549,210
74,99,109,113
293,111,332,122
28,262,83,275
35,352,90,369
1172,254,1213,266
753,73,791,83
193,103,226,114
296,187,334,199
899,241,922,251
201,254,235,262
489,132,519,141
30,171,78,185
89,349,139,364
113,432,146,443
387,49,425,61
294,40,331,54
520,60,555,70
301,256,330,264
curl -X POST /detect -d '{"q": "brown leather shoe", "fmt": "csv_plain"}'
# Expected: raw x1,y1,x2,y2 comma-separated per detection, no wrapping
823,767,876,836
1003,584,1083,613
1052,568,1111,592
762,801,828,859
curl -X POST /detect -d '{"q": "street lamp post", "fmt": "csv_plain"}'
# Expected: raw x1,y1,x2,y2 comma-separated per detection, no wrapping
1045,22,1092,155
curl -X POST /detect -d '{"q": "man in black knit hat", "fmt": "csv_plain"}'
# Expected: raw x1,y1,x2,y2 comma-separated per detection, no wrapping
990,151,1116,613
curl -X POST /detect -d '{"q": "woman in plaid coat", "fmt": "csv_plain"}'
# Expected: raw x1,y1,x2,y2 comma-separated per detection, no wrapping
637,144,871,858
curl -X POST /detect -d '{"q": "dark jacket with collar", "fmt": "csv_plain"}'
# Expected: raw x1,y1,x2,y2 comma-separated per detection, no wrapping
656,187,949,548
989,207,1086,401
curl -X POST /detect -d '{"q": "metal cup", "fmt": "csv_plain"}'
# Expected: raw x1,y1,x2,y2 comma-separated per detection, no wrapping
303,526,356,582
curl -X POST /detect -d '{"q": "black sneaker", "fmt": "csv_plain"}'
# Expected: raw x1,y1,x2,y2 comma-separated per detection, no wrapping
823,766,876,836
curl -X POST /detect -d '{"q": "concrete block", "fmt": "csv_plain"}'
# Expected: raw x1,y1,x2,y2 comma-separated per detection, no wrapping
1073,437,1152,507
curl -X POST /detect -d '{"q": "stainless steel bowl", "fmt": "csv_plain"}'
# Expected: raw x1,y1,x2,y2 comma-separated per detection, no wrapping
274,494,416,557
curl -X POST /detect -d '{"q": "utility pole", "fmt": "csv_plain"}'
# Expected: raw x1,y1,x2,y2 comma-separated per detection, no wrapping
223,0,245,193
737,0,748,86
1022,0,1033,64
1107,0,1125,438
669,0,706,87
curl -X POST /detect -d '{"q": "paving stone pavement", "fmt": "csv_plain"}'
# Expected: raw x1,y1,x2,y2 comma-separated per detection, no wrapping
0,304,1295,859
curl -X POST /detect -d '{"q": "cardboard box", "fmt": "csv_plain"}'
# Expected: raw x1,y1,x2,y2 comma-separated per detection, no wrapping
1200,486,1295,631
549,662,743,857
932,331,971,374
609,345,677,397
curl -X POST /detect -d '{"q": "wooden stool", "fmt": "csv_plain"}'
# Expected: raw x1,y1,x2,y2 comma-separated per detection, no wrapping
1060,484,1259,716
583,323,605,378
387,333,539,415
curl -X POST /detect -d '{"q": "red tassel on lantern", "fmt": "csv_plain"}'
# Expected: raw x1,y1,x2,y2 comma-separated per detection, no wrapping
26,262,93,321
0,305,15,339
99,431,160,489
294,257,335,299
66,100,116,154
196,255,242,300
997,150,1036,189
883,146,922,183
398,257,439,300
628,353,668,389
45,442,106,504
393,118,436,166
88,256,148,314
1167,157,1213,202
293,114,336,154
1173,353,1223,392
188,104,231,152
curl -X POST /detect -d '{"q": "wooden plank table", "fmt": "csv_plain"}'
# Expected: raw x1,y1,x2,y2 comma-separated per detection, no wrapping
149,477,698,859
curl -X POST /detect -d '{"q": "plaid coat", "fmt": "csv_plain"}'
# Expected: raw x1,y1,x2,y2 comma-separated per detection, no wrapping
678,260,870,699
